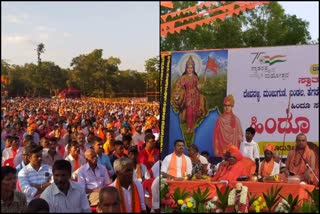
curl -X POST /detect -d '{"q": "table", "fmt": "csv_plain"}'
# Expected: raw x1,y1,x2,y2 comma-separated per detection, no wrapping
167,180,315,202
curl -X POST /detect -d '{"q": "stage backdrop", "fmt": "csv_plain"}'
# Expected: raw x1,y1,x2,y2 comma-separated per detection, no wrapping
160,45,318,158
227,44,319,157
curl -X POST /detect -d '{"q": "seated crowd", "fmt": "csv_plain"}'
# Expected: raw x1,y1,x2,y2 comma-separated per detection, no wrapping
1,97,160,213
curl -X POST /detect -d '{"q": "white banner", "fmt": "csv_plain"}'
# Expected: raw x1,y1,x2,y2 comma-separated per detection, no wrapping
227,45,319,156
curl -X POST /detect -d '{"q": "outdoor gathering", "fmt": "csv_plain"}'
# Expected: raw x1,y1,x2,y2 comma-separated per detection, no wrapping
1,1,319,213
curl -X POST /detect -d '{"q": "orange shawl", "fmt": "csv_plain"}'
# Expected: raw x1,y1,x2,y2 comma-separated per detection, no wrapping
287,145,314,178
12,148,18,159
115,179,141,213
145,148,155,163
260,159,275,177
168,152,187,177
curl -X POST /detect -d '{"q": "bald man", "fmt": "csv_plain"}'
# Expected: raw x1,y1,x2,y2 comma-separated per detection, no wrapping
77,148,111,206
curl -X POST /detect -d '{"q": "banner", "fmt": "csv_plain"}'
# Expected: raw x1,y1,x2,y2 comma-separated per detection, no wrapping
161,45,318,159
161,50,229,157
227,44,319,157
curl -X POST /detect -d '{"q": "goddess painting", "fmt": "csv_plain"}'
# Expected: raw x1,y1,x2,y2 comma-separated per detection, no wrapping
172,56,207,134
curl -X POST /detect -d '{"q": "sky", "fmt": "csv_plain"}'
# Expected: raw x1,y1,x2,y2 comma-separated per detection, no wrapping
278,1,319,41
1,2,319,72
1,2,159,72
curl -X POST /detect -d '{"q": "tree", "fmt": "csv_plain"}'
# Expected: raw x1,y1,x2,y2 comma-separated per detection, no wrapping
36,43,45,66
70,49,121,97
161,2,312,51
145,56,160,101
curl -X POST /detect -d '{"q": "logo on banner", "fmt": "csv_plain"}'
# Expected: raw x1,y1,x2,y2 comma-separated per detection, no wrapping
250,52,289,80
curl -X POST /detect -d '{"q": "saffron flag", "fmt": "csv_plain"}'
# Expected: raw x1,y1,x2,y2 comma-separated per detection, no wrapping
205,57,219,75
160,1,173,9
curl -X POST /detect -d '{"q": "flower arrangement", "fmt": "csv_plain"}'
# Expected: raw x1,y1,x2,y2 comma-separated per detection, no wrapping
251,196,267,213
205,196,222,213
170,186,190,212
160,178,176,212
210,184,232,212
180,197,196,212
298,188,319,213
226,183,249,213
274,198,291,213
262,185,282,212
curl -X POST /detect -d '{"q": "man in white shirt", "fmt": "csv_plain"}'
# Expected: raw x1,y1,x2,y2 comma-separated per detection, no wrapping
78,148,111,206
2,136,23,166
187,144,209,177
132,123,145,146
40,160,91,213
161,139,192,180
110,157,146,213
239,127,260,174
18,145,53,203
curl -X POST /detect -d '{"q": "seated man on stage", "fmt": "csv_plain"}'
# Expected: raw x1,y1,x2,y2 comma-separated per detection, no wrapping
161,139,192,180
285,133,318,185
187,144,209,179
212,145,254,183
259,144,280,180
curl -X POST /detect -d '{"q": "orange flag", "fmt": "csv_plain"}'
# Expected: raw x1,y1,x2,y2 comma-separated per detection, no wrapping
206,57,219,75
160,1,173,9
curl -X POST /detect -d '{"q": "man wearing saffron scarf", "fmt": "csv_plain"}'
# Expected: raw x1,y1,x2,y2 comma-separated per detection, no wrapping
259,144,279,178
161,139,192,180
110,157,146,213
285,133,317,185
138,133,160,174
212,95,243,157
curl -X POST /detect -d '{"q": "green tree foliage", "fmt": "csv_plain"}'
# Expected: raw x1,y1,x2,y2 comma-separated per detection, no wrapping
161,1,312,51
36,43,45,66
2,47,157,98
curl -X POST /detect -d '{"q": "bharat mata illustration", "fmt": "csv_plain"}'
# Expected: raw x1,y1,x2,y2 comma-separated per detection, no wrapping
170,51,228,146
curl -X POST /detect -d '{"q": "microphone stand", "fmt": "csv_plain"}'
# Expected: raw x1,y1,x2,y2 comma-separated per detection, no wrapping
298,151,319,183
280,95,291,173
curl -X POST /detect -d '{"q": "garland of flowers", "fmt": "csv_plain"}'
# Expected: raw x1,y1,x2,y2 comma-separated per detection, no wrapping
159,53,171,153
228,186,248,206
160,54,165,102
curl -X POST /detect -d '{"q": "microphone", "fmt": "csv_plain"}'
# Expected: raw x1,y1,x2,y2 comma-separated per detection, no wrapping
297,151,319,183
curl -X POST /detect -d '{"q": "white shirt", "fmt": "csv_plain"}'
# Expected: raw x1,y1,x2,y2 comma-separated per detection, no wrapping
78,163,110,190
151,160,160,178
151,176,159,211
198,154,209,164
132,132,145,146
40,181,91,213
161,153,192,177
259,160,280,176
64,154,86,180
240,140,260,161
18,163,53,203
133,163,151,182
110,179,146,212
2,147,23,166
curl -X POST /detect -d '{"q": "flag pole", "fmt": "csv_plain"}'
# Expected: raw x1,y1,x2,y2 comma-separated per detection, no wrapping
203,56,209,82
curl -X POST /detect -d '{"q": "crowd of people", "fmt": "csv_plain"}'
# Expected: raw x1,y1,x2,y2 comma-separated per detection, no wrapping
1,96,319,213
1,97,160,213
161,131,319,187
